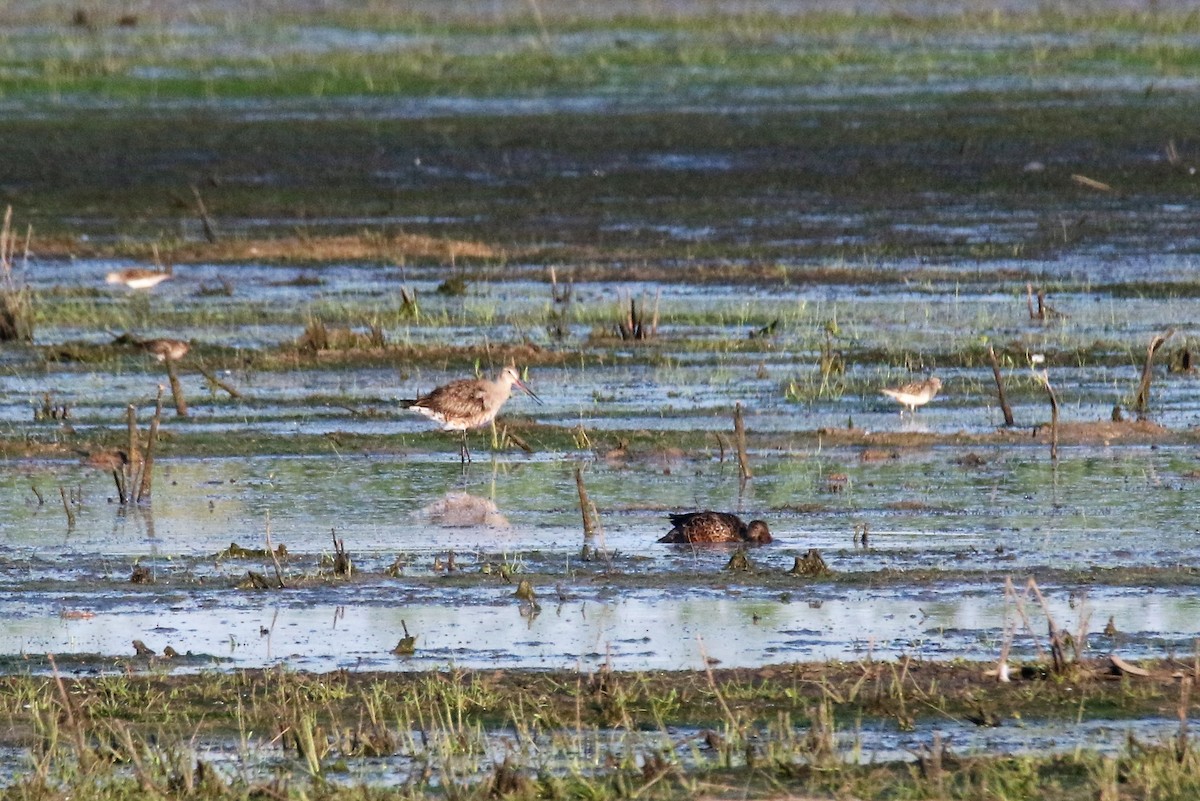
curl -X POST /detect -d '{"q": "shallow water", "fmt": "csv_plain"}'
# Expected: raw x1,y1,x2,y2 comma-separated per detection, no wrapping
12,253,1200,441
4,244,1200,680
2,446,1199,672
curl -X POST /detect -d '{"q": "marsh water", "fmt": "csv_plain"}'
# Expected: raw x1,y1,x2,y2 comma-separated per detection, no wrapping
6,256,1200,677
6,4,1200,788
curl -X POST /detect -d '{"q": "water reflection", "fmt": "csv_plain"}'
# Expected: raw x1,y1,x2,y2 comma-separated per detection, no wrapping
6,587,1200,673
421,492,510,531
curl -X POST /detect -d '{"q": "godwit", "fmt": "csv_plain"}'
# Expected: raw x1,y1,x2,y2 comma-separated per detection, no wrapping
106,267,171,290
402,366,542,464
658,511,772,545
880,376,942,414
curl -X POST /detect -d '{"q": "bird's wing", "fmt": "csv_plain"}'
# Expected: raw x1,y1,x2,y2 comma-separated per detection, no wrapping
667,511,740,528
882,381,924,398
667,511,708,528
412,379,488,417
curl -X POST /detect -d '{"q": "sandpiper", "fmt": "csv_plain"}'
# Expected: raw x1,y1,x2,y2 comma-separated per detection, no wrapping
106,267,171,290
77,448,130,471
658,511,773,545
880,376,942,414
136,338,190,362
402,366,542,464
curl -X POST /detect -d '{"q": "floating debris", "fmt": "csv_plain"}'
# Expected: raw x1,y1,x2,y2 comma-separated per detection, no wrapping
241,571,274,590
724,549,754,572
954,452,987,468
218,542,288,559
1109,654,1150,678
392,621,416,656
789,549,832,577
331,530,352,577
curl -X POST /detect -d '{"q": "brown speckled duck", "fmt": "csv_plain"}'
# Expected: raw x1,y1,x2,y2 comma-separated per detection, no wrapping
658,511,772,545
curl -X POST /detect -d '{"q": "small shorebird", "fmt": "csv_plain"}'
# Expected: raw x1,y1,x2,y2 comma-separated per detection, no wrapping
880,376,942,414
106,267,171,290
112,333,190,361
77,448,130,471
659,511,773,545
402,366,542,464
136,338,190,362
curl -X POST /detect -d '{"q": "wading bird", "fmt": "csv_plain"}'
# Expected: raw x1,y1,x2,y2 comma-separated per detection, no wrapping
402,366,542,464
880,376,942,414
112,333,190,362
106,267,172,290
658,511,772,545
136,338,190,362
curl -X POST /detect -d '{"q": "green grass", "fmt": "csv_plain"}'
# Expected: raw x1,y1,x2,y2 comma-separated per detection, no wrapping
2,660,1200,799
4,7,1200,105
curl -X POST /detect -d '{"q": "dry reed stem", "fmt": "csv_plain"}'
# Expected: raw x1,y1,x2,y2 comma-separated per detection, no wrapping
191,183,219,243
59,486,76,530
265,511,286,588
136,385,165,503
574,465,595,538
734,403,752,480
696,636,739,735
1071,173,1114,192
1027,578,1067,673
1032,367,1059,461
166,358,189,416
987,344,1015,426
0,206,11,280
47,654,91,768
1133,328,1175,416
125,404,139,503
1177,676,1192,761
196,364,244,399
1005,576,1047,661
331,529,352,576
0,206,33,342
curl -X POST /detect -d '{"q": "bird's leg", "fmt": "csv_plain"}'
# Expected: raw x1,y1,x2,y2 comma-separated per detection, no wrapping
460,430,472,464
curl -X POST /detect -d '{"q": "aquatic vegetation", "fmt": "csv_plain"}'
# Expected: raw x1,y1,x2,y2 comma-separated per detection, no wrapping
3,661,1200,799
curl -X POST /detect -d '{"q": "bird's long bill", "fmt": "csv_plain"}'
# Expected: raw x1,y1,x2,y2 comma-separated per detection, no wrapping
514,377,544,405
